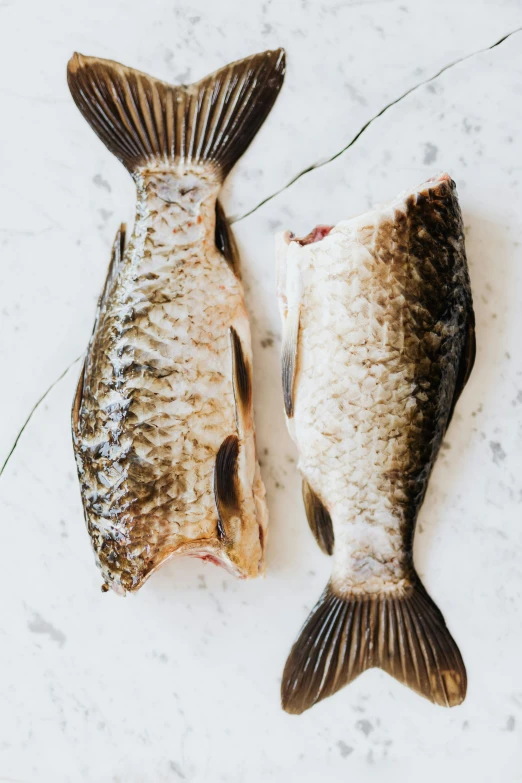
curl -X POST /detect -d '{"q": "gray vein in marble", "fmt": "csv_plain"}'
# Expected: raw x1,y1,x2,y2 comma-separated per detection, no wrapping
0,87,68,104
169,761,186,779
92,173,111,192
356,719,374,736
231,26,522,224
337,740,354,757
329,0,396,8
490,440,507,464
0,778,30,783
0,356,82,478
0,227,52,239
27,611,66,647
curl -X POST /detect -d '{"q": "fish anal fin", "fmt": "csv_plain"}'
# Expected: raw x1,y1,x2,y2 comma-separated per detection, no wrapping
214,434,241,540
282,578,466,715
302,480,334,555
216,201,240,277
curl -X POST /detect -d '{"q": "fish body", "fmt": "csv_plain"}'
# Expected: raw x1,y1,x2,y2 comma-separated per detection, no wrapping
276,174,475,713
68,51,285,593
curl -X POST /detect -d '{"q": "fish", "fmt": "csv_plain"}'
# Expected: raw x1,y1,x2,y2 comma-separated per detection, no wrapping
276,174,475,713
68,49,285,594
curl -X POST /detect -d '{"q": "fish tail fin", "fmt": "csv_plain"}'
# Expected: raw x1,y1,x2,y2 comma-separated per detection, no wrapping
67,49,285,179
281,578,466,715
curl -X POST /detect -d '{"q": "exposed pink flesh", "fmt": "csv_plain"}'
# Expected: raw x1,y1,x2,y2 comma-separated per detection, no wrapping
189,551,245,578
199,554,221,565
296,224,333,246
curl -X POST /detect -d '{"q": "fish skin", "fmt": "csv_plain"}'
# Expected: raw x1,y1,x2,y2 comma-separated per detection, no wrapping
73,169,267,593
277,174,475,711
75,171,267,590
68,50,286,594
278,174,474,595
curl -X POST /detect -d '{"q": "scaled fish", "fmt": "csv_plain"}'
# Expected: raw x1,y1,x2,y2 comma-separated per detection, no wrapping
276,174,475,713
68,50,285,594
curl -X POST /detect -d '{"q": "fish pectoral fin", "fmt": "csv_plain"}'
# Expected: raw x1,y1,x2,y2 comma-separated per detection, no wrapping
214,434,242,541
281,304,300,418
230,327,253,425
216,201,240,277
302,481,334,556
447,309,476,429
67,49,285,178
281,578,466,715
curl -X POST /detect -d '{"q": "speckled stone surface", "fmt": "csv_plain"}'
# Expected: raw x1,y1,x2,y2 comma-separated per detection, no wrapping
1,1,522,781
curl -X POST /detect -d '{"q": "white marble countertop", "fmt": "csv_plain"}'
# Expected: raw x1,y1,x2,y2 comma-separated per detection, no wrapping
1,1,522,780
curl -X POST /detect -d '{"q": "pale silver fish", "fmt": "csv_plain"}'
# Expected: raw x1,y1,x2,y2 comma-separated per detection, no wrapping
276,174,475,713
68,50,285,594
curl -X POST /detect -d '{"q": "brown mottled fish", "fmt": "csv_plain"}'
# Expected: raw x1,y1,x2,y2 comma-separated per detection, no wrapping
276,174,475,713
68,50,285,594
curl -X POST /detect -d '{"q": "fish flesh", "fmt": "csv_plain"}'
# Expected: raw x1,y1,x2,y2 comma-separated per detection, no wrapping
68,50,285,594
276,174,475,713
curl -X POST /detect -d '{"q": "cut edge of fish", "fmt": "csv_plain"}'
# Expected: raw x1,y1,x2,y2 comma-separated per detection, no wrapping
283,172,456,247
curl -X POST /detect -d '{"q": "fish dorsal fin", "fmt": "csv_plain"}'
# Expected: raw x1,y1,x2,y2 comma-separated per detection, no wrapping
216,201,240,277
88,223,126,359
71,359,86,439
302,480,334,555
214,434,241,541
446,309,476,430
99,223,125,318
72,224,126,437
67,50,285,178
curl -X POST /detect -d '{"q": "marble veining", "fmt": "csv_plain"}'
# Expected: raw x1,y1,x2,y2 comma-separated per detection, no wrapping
1,1,522,781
